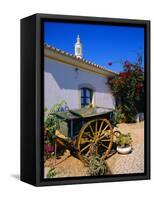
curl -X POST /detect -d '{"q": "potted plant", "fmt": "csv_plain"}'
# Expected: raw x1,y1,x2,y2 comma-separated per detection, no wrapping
116,133,132,154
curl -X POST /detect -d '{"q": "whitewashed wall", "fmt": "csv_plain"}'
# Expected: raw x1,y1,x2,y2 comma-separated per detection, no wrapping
44,57,115,110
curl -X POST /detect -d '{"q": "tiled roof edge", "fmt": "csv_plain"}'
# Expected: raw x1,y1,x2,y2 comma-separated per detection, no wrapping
44,43,118,75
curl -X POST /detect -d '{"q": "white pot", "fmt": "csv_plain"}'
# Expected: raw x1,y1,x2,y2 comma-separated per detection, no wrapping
117,145,132,154
135,113,140,122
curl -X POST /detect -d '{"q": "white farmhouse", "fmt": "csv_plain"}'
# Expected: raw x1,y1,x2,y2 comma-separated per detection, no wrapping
44,36,116,110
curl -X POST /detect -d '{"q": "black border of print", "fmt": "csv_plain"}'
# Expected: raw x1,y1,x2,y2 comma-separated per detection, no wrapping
20,14,150,186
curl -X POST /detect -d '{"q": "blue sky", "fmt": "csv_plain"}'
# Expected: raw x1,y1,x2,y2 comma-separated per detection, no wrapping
44,21,144,72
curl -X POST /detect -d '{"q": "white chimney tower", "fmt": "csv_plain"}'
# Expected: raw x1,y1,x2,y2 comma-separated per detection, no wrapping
75,35,82,58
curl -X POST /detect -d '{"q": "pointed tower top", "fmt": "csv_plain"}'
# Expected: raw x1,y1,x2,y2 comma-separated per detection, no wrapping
75,35,83,58
77,35,80,43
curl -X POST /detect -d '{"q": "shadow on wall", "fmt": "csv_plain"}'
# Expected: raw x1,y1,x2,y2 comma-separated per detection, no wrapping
45,58,111,94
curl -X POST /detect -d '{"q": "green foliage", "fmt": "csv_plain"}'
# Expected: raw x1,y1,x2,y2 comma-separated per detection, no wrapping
113,107,126,125
44,100,68,161
108,57,144,122
46,168,57,178
45,113,60,135
44,152,54,162
116,133,132,147
45,100,68,134
87,154,111,176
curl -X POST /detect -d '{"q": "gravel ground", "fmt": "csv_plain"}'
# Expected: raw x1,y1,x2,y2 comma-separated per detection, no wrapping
44,150,88,178
44,122,144,178
106,144,144,174
106,121,144,174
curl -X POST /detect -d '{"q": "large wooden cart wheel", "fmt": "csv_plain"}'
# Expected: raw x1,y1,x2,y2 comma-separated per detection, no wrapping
77,119,113,164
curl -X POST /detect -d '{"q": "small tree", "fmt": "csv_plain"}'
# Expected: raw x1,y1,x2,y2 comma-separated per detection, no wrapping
108,57,144,122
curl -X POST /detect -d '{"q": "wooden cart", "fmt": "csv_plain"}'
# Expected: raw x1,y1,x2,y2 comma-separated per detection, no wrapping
53,107,118,163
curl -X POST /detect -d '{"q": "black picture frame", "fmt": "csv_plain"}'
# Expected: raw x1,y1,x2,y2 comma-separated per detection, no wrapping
20,13,150,186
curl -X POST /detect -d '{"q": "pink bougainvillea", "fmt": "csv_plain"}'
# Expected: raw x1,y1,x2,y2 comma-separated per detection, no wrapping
107,58,144,122
44,143,55,153
108,62,112,66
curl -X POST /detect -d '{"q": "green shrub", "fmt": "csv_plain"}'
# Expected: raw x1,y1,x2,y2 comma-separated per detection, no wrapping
113,107,126,125
116,133,132,147
44,100,68,161
87,154,111,176
46,168,57,178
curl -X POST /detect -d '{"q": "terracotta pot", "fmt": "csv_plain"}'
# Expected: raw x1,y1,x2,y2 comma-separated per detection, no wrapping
117,145,132,154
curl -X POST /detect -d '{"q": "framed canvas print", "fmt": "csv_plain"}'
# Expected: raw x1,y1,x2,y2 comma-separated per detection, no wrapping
20,13,150,186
